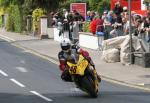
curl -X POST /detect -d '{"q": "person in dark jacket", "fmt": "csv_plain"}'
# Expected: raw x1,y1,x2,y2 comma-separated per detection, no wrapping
113,2,123,16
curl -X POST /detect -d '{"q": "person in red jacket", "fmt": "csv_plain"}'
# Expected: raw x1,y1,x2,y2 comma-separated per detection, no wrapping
90,17,97,35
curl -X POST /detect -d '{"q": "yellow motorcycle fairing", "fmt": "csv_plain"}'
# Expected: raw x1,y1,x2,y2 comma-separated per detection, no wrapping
67,55,88,76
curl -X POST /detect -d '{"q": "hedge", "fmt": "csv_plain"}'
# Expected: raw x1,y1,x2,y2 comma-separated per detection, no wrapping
6,4,22,33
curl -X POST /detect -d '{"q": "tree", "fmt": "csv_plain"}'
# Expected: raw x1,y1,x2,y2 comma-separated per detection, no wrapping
88,0,110,14
88,0,99,11
0,0,64,12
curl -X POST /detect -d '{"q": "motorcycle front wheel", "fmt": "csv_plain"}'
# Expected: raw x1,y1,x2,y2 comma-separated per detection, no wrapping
81,76,98,98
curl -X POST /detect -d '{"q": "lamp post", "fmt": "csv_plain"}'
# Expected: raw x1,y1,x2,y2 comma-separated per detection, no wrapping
128,0,134,64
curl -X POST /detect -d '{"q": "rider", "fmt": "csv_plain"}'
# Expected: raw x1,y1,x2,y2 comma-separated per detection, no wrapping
58,38,101,82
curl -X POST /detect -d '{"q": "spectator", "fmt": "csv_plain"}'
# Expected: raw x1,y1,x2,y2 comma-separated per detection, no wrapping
90,16,97,35
102,11,108,20
134,19,144,38
90,11,95,21
107,11,114,24
72,16,79,44
86,11,91,21
67,12,74,40
121,6,128,19
113,2,123,16
96,15,104,32
122,17,129,35
110,23,119,38
62,9,69,31
111,13,117,24
102,11,111,26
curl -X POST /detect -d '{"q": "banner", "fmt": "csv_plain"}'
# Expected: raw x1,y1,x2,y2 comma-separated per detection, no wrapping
70,3,86,19
121,0,141,10
111,0,141,10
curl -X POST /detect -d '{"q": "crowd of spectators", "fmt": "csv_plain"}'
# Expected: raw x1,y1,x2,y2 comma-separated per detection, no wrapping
50,9,84,43
86,2,150,42
50,1,150,44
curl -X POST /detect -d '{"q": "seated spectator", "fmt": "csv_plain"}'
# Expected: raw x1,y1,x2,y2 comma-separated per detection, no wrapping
122,17,129,35
111,13,117,24
110,24,119,38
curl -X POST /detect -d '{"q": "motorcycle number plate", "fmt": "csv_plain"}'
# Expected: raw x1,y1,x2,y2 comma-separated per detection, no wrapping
70,66,77,74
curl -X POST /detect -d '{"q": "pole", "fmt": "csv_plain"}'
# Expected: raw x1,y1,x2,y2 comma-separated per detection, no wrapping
128,0,134,64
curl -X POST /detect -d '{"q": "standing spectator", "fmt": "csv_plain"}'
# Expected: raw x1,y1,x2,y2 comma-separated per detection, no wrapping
90,16,97,35
90,11,95,21
86,11,91,21
96,15,104,33
73,10,84,32
107,11,114,24
102,11,108,20
121,6,128,19
102,11,111,26
67,12,74,41
72,16,79,44
63,9,69,31
104,11,114,39
113,2,123,16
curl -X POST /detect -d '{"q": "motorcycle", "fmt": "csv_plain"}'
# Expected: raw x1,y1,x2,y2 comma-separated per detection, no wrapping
67,54,100,98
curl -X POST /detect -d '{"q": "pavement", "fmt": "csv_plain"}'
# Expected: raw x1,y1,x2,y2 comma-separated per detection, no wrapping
0,28,150,91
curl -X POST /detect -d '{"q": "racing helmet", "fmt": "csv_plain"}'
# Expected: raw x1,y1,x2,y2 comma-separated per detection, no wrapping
60,38,71,51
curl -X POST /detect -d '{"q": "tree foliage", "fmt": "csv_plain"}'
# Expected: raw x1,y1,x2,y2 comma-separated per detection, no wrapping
143,0,150,4
88,0,110,12
6,4,22,32
32,8,45,31
0,0,65,32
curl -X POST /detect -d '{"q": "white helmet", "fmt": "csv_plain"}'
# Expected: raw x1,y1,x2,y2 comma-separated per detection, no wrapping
60,38,71,51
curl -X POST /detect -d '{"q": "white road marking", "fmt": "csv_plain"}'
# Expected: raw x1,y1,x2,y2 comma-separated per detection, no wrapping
22,49,31,53
0,69,8,77
30,91,53,102
20,60,26,64
10,78,25,88
70,88,81,92
137,83,145,86
15,67,28,73
0,34,15,42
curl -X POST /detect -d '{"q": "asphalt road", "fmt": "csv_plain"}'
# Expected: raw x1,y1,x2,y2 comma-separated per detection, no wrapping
0,39,150,103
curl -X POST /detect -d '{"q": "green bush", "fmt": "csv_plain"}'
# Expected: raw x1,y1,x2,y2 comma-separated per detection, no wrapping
97,0,110,14
32,8,45,31
0,8,4,27
83,22,90,32
0,16,2,27
13,5,22,32
6,4,22,32
6,5,14,31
